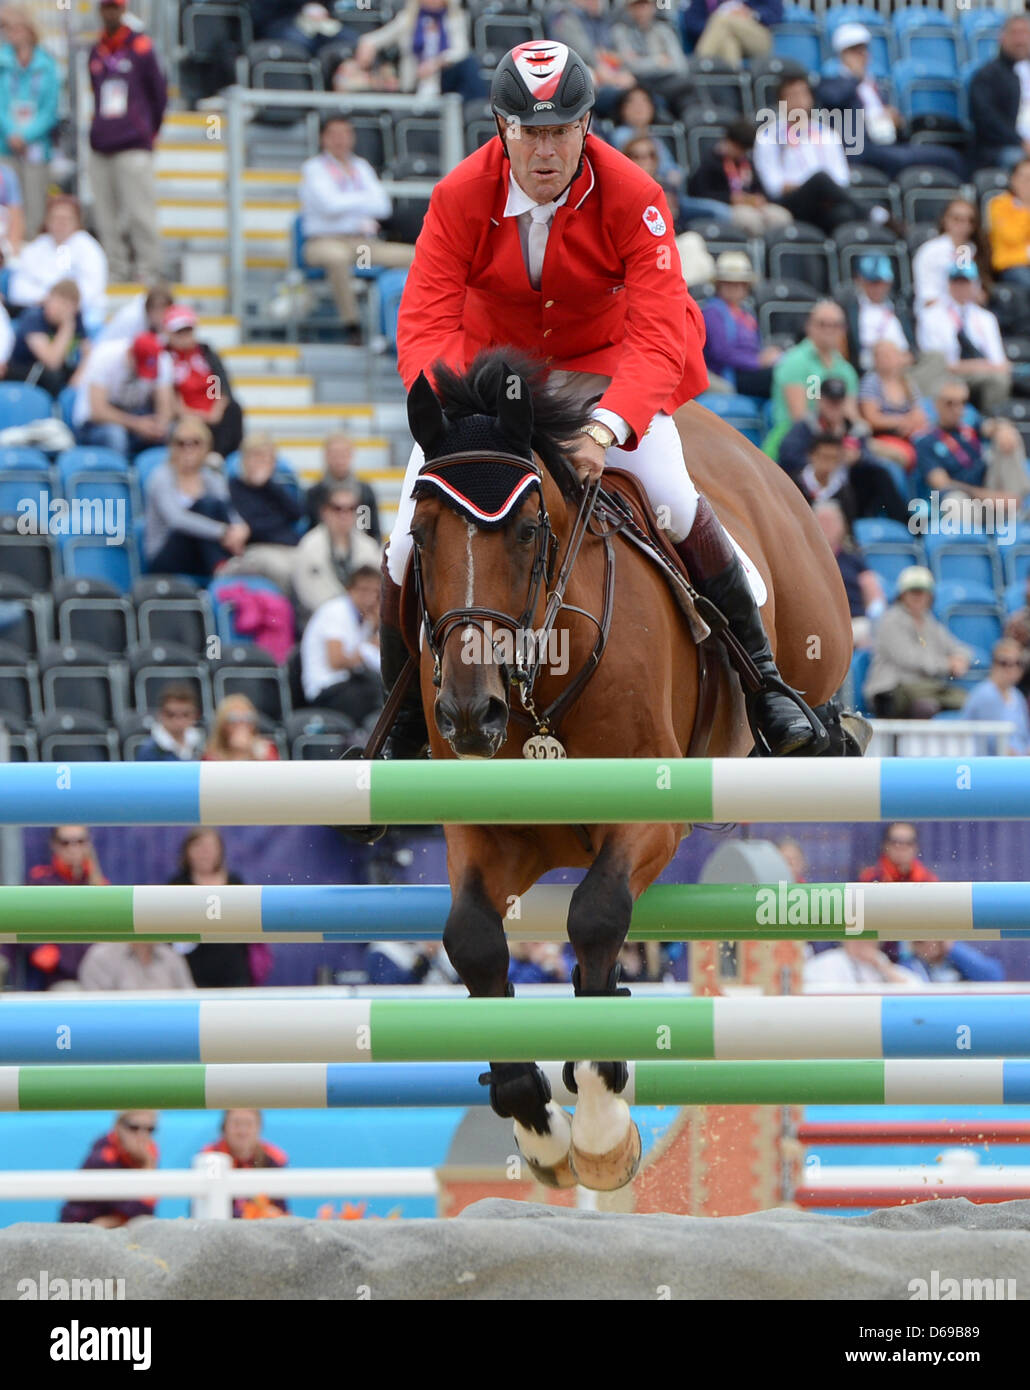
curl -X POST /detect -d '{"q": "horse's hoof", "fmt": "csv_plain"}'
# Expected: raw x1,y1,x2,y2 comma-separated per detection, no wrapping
570,1103,642,1192
515,1103,578,1189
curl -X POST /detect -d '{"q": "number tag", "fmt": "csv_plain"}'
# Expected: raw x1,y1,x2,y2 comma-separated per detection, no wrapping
522,734,566,759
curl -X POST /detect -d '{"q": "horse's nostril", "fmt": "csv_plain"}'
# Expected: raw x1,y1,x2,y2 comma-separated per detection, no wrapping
479,696,509,735
434,697,458,739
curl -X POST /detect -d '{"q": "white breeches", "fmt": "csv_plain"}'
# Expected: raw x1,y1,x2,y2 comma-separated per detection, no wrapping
386,378,699,584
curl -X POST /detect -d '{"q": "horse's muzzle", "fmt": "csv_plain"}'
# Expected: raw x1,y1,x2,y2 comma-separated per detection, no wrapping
434,691,509,759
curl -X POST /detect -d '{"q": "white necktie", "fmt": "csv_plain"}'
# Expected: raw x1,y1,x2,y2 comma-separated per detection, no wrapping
527,205,552,290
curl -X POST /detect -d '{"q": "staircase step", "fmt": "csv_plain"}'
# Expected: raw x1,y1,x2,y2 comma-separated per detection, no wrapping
234,376,314,409
276,436,389,477
244,404,373,435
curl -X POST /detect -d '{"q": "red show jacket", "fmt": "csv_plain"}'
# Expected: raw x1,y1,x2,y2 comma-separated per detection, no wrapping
396,132,708,449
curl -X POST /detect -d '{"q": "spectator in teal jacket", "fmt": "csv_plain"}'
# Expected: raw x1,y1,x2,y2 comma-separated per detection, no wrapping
0,6,60,239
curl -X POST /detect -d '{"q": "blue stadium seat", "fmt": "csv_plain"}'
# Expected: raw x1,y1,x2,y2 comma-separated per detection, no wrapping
1004,581,1026,615
923,532,1002,592
0,446,49,472
61,537,139,591
823,6,892,77
852,517,913,546
56,385,78,430
378,266,408,348
933,578,999,612
64,473,139,529
846,647,873,715
863,542,923,591
891,60,961,121
892,10,959,74
0,473,50,517
771,7,823,71
56,448,128,493
959,10,1002,67
0,382,52,429
1003,542,1030,587
292,213,323,281
943,606,1004,656
134,447,169,495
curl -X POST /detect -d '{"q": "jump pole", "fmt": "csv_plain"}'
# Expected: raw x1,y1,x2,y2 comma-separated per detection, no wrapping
4,881,1030,942
3,996,1030,1064
1,758,1028,824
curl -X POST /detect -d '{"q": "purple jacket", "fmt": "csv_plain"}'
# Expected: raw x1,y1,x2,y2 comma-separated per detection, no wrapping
88,25,167,154
702,296,763,382
59,1132,158,1226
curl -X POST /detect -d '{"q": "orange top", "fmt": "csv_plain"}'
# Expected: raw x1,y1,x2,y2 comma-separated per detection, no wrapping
988,192,1030,272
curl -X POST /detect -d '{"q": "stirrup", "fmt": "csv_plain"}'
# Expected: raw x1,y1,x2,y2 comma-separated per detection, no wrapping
745,678,830,759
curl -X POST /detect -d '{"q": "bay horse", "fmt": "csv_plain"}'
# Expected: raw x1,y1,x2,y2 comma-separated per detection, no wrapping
404,348,853,1192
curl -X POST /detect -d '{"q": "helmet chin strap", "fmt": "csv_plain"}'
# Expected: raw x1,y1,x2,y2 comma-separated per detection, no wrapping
496,112,593,205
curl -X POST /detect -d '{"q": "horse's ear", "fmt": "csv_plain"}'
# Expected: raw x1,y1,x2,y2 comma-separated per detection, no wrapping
407,371,448,454
495,361,534,449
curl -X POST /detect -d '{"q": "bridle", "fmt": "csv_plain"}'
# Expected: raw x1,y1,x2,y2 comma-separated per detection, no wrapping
410,449,610,741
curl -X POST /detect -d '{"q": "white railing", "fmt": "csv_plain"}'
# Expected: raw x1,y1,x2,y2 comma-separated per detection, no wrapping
867,719,1015,757
0,1152,437,1219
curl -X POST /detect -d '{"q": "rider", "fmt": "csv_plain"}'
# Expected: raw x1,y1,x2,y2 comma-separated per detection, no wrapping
380,40,817,758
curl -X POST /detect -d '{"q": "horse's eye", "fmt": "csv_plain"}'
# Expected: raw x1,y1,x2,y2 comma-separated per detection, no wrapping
410,526,425,549
517,521,538,545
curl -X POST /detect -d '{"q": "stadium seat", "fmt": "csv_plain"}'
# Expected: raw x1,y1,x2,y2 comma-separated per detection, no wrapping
765,223,835,294
0,382,52,429
0,446,49,473
852,518,913,547
134,447,169,495
0,574,48,654
1004,581,1027,615
117,711,157,760
0,530,58,589
846,646,873,715
847,163,900,221
0,637,40,722
61,536,138,591
863,542,924,591
56,385,77,430
286,707,357,759
924,532,1002,592
211,642,291,723
0,723,37,760
128,640,213,718
895,167,964,228
831,223,910,296
55,447,128,492
473,13,540,68
381,192,432,245
943,605,1004,656
891,60,961,122
53,576,135,655
893,10,959,74
749,57,809,114
960,10,1002,67
208,575,287,645
135,587,213,653
754,277,819,341
0,470,50,520
685,56,749,113
394,117,443,162
38,640,123,721
933,578,1000,612
1003,539,1030,588
991,284,1030,338
36,709,119,762
771,7,823,71
681,103,741,169
248,39,322,127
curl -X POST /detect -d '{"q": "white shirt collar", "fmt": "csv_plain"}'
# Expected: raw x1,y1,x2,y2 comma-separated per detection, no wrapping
503,169,570,220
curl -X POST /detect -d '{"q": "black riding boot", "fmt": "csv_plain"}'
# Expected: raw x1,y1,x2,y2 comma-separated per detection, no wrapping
379,618,430,760
675,496,818,757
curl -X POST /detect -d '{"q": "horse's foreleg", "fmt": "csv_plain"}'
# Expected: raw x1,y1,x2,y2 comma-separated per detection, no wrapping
564,830,678,1190
443,843,577,1189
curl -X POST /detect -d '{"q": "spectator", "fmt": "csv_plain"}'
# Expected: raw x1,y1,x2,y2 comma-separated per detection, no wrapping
201,1111,288,1218
94,282,174,346
508,942,569,985
300,564,382,722
765,301,859,459
204,694,279,762
841,255,916,376
812,498,885,649
959,639,1030,754
88,0,166,284
611,0,692,119
79,941,196,990
291,480,383,620
251,0,343,53
916,264,1011,417
354,0,486,103
163,305,244,460
621,133,702,229
611,88,700,220
912,199,989,313
778,375,855,475
686,117,793,236
305,431,380,539
775,835,807,881
72,331,173,456
859,340,930,472
365,940,459,985
8,195,107,328
803,940,921,987
859,822,939,884
59,1112,159,1227
223,433,304,589
1004,574,1030,695
753,75,873,235
818,24,966,179
0,825,106,992
701,250,781,397
5,278,88,396
547,0,635,118
968,13,1030,172
863,565,971,717
681,0,780,65
900,939,1005,983
0,150,21,259
299,115,415,339
987,157,1030,289
912,380,1028,509
143,417,249,577
135,684,204,761
793,432,860,526
0,5,59,238
169,829,256,989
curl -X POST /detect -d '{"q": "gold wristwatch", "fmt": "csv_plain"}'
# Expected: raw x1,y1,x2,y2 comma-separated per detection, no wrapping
580,422,616,448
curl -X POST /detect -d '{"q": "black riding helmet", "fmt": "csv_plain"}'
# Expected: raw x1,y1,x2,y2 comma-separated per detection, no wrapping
491,41,595,195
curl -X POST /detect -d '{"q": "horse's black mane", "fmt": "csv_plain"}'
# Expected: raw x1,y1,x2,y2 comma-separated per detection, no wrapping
430,348,596,500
